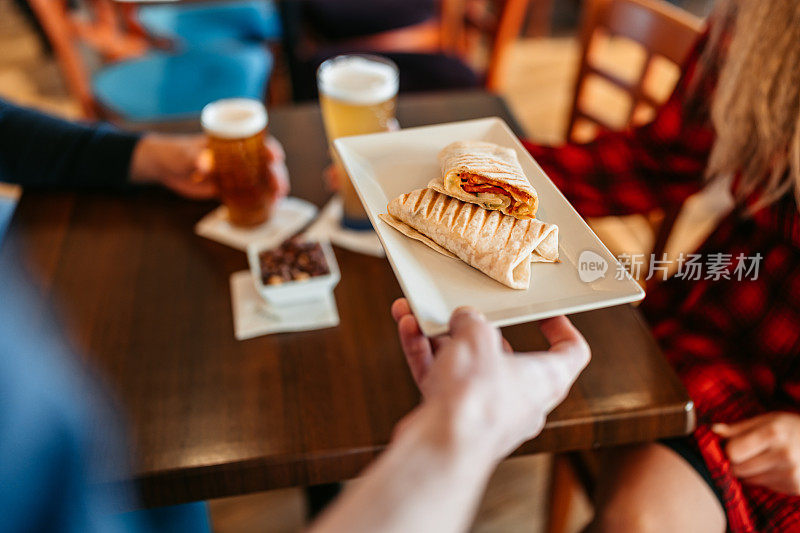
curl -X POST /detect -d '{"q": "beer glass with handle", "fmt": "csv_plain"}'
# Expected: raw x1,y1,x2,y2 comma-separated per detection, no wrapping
317,55,399,230
201,98,276,227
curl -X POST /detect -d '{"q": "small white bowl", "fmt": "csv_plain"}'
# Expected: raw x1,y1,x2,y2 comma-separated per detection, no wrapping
247,239,340,306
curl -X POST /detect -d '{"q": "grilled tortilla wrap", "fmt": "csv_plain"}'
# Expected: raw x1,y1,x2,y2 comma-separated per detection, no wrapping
438,140,538,219
385,188,558,289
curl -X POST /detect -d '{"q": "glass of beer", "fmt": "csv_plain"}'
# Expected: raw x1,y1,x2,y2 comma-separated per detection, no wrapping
317,54,399,230
201,98,274,227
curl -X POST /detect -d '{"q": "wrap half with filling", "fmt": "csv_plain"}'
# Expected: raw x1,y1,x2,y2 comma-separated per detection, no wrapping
436,140,538,219
382,188,558,289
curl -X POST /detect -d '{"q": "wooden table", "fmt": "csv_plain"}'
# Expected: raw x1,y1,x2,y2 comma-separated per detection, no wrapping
0,91,693,508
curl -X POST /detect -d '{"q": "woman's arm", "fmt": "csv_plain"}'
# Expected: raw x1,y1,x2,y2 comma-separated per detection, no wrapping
525,34,715,218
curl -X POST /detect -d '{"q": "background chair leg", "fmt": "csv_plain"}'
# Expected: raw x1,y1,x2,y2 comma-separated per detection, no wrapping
547,454,579,533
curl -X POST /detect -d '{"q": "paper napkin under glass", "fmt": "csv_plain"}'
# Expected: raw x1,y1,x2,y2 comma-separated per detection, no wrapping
196,197,317,251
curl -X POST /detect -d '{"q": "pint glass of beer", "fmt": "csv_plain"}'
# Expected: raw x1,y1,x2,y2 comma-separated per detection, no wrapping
317,55,399,230
201,98,274,227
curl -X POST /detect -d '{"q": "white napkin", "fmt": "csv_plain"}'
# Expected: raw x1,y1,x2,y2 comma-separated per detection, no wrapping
303,196,385,257
229,270,339,340
196,197,318,251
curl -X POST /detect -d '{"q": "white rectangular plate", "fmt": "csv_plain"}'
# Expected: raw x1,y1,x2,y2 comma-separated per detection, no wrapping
335,117,644,336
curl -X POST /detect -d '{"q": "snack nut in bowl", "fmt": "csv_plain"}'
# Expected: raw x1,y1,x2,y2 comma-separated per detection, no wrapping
247,238,340,306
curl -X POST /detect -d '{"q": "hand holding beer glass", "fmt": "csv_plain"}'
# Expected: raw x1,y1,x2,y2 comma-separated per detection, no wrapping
201,98,286,227
317,55,399,230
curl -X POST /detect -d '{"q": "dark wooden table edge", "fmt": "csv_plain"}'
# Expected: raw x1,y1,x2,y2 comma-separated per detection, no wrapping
132,398,695,507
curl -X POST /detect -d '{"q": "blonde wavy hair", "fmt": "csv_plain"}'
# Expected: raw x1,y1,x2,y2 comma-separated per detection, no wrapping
704,0,800,211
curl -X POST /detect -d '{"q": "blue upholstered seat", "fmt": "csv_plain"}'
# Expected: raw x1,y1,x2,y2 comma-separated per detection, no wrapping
91,46,272,122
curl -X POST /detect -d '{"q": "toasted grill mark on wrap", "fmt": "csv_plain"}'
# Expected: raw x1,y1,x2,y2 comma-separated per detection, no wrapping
379,213,457,259
385,188,558,289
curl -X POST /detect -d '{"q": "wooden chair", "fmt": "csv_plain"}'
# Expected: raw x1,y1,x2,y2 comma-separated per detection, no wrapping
281,0,537,95
27,0,150,119
565,0,702,294
566,0,703,142
548,2,702,531
28,0,274,123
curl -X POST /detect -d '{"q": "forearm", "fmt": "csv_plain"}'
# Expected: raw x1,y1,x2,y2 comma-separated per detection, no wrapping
0,99,140,189
309,401,497,533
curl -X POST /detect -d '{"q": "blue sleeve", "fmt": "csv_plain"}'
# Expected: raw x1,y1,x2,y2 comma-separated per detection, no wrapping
0,98,141,189
0,263,143,533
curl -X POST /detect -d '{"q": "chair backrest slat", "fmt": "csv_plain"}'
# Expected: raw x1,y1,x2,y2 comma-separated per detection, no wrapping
604,0,702,63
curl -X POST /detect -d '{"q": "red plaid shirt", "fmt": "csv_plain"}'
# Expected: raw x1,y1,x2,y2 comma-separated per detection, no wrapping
524,32,800,532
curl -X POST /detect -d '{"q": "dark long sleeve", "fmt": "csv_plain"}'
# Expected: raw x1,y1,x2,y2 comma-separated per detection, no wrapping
0,99,142,188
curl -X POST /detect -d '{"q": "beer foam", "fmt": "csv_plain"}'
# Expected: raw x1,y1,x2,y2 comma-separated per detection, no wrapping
201,98,267,139
318,56,398,105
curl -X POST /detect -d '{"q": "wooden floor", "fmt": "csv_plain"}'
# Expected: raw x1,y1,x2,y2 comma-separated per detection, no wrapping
0,2,720,531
